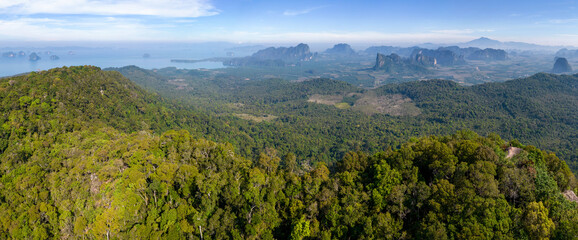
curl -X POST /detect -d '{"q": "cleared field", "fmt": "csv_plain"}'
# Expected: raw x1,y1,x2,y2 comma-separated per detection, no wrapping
352,93,421,116
334,102,351,109
233,113,278,122
167,78,189,90
307,94,344,105
308,92,421,116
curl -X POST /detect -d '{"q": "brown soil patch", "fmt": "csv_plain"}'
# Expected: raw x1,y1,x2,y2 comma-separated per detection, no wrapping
563,190,578,203
234,113,278,122
353,94,421,116
307,94,343,105
168,78,189,90
506,147,523,159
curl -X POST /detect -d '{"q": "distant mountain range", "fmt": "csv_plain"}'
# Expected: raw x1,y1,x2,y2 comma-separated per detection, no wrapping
368,37,571,54
459,37,566,52
556,48,578,59
370,46,507,72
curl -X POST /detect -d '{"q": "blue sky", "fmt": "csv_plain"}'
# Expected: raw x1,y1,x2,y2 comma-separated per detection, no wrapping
1,0,577,46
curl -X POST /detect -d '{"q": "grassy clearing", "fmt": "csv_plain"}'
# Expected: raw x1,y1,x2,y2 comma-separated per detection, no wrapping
352,93,421,116
167,78,189,90
233,113,278,122
308,92,420,116
334,102,351,109
307,94,343,105
308,94,352,109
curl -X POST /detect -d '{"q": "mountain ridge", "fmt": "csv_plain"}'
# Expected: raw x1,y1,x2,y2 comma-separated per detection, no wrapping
223,43,316,67
461,37,566,52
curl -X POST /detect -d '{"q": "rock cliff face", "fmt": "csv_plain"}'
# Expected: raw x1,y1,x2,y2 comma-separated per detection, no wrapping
410,48,465,66
366,45,508,64
374,53,403,70
467,48,507,61
552,57,573,73
411,50,437,66
324,43,356,56
373,53,428,74
252,43,314,61
224,43,315,66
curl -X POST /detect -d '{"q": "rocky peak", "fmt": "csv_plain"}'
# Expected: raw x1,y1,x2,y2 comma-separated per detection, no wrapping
411,50,437,66
29,52,41,61
374,53,403,69
252,43,313,61
552,57,573,73
223,43,316,67
373,53,429,74
324,43,356,56
410,48,463,66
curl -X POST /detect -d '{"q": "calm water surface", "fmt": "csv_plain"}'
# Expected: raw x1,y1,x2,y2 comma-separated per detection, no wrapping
0,46,230,77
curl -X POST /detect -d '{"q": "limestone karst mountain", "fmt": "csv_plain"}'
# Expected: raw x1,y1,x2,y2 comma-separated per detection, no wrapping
373,53,428,74
223,43,316,66
324,43,356,56
552,57,573,73
410,48,465,66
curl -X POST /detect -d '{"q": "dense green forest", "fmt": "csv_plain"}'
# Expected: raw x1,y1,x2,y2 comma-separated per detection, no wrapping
113,66,578,174
1,66,577,239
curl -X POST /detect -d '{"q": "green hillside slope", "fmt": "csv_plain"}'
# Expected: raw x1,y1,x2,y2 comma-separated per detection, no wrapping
115,66,578,173
0,66,577,239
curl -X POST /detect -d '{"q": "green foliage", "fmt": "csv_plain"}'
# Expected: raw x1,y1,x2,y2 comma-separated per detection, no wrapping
524,201,555,240
290,216,310,240
115,66,578,178
1,67,577,239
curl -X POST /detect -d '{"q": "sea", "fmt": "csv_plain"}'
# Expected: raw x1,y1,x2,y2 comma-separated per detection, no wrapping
0,42,255,77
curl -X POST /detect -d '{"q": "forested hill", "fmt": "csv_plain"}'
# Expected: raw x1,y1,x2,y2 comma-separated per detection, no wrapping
378,73,578,121
0,66,265,148
1,66,578,239
113,66,578,174
376,73,578,169
0,66,171,134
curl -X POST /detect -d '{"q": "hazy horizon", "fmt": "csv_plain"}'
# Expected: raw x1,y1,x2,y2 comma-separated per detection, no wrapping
1,0,578,47
0,37,576,53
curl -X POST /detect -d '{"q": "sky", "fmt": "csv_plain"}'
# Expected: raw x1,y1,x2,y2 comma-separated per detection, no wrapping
1,0,578,47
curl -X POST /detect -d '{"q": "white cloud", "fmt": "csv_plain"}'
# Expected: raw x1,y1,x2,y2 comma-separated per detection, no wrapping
283,6,326,16
0,0,218,41
0,17,166,41
0,0,218,18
